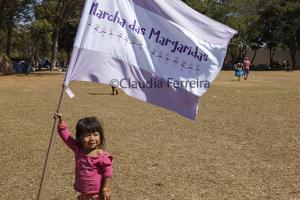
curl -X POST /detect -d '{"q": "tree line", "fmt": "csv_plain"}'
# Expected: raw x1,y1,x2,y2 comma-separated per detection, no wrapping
0,0,299,70
183,0,300,69
0,0,84,70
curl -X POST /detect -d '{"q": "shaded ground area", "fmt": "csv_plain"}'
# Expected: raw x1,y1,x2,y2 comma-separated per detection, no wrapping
0,71,299,200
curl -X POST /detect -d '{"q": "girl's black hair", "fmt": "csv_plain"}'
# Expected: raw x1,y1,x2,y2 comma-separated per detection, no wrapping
75,117,105,149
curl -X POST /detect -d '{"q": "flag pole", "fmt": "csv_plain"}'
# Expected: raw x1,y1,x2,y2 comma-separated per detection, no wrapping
36,84,66,200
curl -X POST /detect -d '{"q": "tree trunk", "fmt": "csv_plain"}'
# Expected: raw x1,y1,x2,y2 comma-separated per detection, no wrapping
242,45,247,61
0,0,6,29
30,37,40,63
5,13,13,57
50,26,60,70
288,46,296,70
251,48,258,64
269,47,272,67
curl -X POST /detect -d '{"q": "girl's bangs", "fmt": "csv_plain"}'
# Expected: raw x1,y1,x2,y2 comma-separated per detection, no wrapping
81,122,99,134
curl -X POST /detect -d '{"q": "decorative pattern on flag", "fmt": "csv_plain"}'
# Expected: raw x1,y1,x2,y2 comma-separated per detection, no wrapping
64,0,237,120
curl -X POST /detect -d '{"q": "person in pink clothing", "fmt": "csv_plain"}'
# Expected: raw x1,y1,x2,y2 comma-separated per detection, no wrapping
54,113,113,200
243,57,251,80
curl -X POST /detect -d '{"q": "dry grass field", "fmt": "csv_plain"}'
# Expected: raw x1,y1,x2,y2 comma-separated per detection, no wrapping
0,71,299,200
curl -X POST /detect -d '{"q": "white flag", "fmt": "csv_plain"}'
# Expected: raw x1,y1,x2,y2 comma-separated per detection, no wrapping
64,0,237,119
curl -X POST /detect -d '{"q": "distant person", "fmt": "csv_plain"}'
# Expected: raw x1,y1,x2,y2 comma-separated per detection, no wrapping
234,62,243,81
243,57,251,80
54,113,113,200
111,86,119,95
283,59,288,71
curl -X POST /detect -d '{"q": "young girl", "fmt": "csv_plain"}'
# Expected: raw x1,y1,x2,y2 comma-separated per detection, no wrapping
54,113,113,200
235,62,244,81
